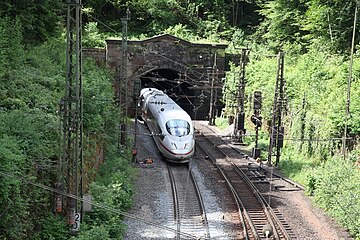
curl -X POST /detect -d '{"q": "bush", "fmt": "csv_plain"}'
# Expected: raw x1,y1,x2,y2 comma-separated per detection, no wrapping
75,146,136,239
31,214,69,240
313,157,360,238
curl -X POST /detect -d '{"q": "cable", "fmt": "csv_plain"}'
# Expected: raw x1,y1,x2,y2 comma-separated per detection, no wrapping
86,14,119,34
0,170,199,239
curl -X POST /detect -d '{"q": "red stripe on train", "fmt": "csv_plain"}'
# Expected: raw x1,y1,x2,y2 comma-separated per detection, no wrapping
159,141,193,156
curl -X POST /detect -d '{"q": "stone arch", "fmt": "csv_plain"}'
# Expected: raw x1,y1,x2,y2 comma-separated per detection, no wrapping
105,34,228,119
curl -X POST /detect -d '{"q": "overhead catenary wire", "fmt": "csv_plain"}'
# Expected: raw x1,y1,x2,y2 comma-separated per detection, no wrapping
86,13,119,34
126,127,357,143
82,11,224,116
84,11,359,150
0,170,200,240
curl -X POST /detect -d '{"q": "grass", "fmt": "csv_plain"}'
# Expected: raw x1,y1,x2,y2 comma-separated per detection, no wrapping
215,117,230,130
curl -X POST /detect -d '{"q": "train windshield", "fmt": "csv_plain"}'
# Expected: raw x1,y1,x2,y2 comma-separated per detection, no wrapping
165,120,190,137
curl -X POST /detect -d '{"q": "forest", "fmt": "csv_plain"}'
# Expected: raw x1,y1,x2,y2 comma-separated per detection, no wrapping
0,0,359,239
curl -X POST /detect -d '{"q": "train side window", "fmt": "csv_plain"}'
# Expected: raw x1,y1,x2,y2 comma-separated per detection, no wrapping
165,120,190,137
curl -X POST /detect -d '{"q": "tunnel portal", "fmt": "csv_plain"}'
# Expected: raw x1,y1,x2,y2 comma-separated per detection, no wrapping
140,68,195,117
87,34,228,120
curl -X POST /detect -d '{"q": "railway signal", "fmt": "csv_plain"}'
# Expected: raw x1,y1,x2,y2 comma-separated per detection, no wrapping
251,91,262,158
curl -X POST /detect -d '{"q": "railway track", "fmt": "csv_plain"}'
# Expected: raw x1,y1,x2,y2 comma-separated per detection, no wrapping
194,122,296,239
197,122,304,192
167,163,210,239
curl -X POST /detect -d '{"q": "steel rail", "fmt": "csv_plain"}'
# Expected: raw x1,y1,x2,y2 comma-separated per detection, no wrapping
196,124,293,239
196,129,291,239
200,122,304,191
195,140,251,239
189,167,211,239
167,165,181,239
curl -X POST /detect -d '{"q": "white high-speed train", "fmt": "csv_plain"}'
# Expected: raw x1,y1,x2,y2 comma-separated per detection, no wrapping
139,88,195,163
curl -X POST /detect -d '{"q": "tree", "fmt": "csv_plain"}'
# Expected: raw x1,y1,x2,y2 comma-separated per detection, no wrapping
256,0,309,50
0,0,64,44
256,0,359,53
303,0,359,52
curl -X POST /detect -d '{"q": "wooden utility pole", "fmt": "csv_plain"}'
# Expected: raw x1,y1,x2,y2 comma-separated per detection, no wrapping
267,51,285,166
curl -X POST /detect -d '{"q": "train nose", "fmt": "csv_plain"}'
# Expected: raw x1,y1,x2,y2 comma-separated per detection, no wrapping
171,142,191,150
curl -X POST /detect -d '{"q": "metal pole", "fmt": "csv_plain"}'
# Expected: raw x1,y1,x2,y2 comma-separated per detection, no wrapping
119,8,130,149
275,52,285,166
63,0,83,231
251,90,262,158
208,52,217,125
267,51,284,166
233,48,248,142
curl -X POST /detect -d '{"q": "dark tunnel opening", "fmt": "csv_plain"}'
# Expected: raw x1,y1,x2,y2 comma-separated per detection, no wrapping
140,68,195,118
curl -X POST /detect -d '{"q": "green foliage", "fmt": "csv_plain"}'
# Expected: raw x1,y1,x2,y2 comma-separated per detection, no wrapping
227,46,360,162
256,0,308,50
313,158,360,238
83,22,107,48
0,14,133,239
75,150,136,239
83,59,116,134
215,117,229,130
164,23,198,42
0,17,25,80
256,0,359,53
279,148,317,187
83,0,260,42
0,17,65,239
71,224,112,240
221,62,237,118
0,135,29,239
0,109,60,163
1,18,64,111
304,0,358,52
31,214,69,240
0,0,64,44
247,58,277,116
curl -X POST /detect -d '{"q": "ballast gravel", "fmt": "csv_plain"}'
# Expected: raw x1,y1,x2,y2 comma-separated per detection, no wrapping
123,120,353,240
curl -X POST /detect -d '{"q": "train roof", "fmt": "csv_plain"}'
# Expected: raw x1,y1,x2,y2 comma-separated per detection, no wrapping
142,88,192,123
